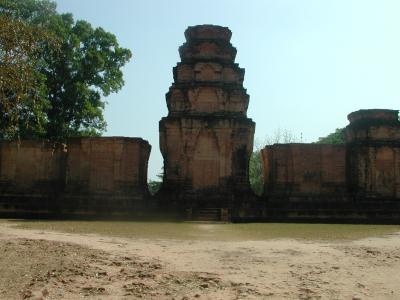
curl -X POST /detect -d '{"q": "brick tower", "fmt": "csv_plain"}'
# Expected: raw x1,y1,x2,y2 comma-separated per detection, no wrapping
345,109,400,199
159,25,255,215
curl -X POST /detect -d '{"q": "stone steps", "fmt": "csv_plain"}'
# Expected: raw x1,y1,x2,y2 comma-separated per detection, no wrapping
190,208,222,222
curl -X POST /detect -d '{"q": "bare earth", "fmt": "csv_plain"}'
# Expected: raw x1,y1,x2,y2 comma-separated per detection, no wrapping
1,222,400,299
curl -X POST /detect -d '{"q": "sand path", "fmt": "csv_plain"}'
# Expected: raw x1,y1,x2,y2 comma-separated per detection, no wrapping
0,223,400,299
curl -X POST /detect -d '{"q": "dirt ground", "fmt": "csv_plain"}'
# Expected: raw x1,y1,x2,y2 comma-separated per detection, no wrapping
1,222,400,299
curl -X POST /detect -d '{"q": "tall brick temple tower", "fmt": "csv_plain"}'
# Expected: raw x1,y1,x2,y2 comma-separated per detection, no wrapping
159,25,255,216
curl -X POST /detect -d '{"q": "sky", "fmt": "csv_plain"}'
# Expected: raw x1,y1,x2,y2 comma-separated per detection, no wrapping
54,0,400,180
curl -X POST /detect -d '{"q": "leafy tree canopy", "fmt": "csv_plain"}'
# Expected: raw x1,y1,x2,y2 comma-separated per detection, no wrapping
0,14,57,139
0,0,132,141
148,171,163,195
316,128,345,144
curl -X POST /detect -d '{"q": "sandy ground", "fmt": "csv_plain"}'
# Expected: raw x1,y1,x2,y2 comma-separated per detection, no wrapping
0,223,400,299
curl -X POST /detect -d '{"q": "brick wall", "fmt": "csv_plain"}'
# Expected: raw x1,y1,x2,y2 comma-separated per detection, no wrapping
63,137,151,213
0,137,151,216
261,144,347,199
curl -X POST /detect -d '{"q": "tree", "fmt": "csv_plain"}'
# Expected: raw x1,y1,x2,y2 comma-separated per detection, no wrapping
249,129,301,196
249,148,264,196
148,172,163,195
148,180,162,196
0,14,57,140
316,128,345,144
0,0,132,141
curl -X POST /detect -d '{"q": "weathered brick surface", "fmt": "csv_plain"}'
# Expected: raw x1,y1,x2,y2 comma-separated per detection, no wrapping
260,109,400,222
63,137,151,212
345,109,400,199
0,141,65,213
0,138,151,216
261,144,347,199
0,141,65,192
159,25,255,211
262,109,400,203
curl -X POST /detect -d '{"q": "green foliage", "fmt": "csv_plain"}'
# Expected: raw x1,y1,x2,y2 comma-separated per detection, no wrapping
0,0,57,24
0,0,132,141
148,172,163,195
249,150,263,196
316,128,345,144
148,180,162,195
0,14,57,140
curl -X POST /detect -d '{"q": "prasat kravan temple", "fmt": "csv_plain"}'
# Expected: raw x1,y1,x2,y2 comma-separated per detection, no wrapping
1,25,400,223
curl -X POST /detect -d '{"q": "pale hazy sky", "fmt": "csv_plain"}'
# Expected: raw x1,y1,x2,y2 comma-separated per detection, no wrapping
54,0,400,179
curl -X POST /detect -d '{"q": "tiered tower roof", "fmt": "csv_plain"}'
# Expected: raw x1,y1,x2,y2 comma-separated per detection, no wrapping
167,25,249,117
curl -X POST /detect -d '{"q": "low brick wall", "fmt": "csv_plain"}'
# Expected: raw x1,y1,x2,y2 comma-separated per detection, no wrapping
63,137,151,214
256,110,400,223
261,144,347,200
0,137,151,217
0,141,65,214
